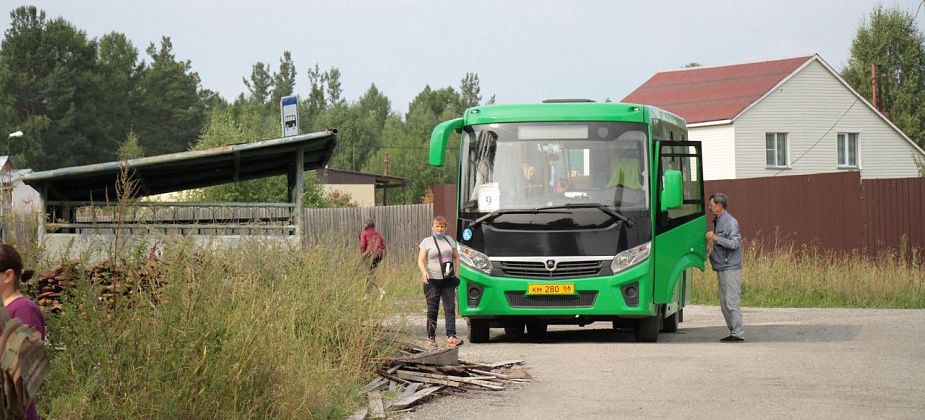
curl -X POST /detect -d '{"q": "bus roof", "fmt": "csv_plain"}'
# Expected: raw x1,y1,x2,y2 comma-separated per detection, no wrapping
462,102,686,128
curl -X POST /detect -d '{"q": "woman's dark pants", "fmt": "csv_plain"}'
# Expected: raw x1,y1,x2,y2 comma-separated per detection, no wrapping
423,278,457,338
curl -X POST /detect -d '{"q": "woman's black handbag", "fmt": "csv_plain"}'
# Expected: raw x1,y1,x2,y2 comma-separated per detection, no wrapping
433,237,455,280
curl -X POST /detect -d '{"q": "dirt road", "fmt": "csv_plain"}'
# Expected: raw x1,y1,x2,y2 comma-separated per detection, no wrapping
403,305,925,419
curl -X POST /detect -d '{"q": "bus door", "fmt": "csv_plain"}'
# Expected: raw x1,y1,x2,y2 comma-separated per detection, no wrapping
652,141,706,307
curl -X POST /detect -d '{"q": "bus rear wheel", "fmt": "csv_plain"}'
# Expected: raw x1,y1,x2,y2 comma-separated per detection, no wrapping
635,316,660,342
468,319,490,343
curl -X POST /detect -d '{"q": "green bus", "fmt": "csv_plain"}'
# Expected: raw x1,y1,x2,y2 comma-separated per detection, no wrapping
429,100,707,342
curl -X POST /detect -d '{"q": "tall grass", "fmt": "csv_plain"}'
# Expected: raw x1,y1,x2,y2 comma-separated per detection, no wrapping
691,241,925,308
37,238,413,419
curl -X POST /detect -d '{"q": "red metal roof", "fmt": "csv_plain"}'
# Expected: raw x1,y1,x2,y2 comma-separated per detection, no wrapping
623,56,814,124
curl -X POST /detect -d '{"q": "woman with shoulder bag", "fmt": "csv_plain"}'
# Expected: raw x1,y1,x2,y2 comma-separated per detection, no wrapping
0,244,45,420
417,216,463,348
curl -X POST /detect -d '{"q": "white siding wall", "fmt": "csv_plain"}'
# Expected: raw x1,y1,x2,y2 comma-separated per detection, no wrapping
734,60,924,179
689,123,736,180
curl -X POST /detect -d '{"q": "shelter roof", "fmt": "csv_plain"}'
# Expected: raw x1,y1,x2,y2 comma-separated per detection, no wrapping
23,131,337,201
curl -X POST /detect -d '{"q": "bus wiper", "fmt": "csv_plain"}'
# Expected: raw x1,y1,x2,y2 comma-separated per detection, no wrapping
535,203,636,228
468,208,568,228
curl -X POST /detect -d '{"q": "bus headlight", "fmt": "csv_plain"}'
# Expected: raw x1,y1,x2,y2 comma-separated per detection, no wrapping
610,242,650,274
458,244,493,274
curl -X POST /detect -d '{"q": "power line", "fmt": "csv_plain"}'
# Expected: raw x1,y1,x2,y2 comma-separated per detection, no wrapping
773,97,859,176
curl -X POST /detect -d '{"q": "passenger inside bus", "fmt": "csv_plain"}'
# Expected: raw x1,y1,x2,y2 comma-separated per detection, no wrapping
606,147,646,208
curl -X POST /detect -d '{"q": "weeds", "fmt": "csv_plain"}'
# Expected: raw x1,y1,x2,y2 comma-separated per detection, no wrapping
37,238,412,419
691,241,925,308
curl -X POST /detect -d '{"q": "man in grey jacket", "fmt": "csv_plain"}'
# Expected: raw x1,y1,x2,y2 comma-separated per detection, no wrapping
706,192,745,342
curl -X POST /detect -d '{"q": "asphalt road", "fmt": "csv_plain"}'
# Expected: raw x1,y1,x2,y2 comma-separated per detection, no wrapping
402,305,925,419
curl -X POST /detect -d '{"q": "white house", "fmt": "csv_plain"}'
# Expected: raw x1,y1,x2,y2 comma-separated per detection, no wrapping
624,54,925,180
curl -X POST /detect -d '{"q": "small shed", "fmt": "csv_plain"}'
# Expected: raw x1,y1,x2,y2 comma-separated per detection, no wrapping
315,168,406,206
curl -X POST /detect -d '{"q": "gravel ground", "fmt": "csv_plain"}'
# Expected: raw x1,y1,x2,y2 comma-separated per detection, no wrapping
400,305,925,419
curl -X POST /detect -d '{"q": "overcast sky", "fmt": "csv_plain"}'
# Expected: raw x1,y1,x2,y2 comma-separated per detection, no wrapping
9,1,925,114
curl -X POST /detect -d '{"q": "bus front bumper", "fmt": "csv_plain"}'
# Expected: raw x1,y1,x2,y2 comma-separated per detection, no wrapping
458,261,657,319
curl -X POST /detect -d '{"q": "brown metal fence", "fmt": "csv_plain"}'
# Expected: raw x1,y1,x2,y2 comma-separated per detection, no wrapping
859,177,925,257
705,172,924,255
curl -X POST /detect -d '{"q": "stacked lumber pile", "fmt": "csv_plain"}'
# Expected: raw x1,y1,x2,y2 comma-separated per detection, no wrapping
351,346,532,419
25,258,166,312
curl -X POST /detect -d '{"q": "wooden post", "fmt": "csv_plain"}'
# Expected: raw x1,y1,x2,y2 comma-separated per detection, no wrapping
290,147,305,238
37,184,47,243
382,153,389,206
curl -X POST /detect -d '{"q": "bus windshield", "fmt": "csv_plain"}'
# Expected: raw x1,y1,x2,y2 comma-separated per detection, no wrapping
460,121,649,214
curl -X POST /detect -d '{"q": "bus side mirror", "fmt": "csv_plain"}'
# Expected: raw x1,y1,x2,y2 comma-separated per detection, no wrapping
429,118,464,167
660,169,683,211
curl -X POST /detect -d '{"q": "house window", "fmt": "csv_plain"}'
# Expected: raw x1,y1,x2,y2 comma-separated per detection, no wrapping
765,132,788,168
837,133,859,168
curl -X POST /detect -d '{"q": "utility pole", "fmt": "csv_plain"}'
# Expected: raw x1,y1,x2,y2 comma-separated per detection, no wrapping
871,63,879,111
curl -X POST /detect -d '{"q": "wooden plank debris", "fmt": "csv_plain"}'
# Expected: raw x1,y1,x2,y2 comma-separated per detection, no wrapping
367,391,385,419
353,345,533,418
396,346,459,365
26,256,167,313
487,360,525,368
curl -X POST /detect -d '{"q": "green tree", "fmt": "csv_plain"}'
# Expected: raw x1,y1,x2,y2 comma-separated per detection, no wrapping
321,84,391,171
135,36,207,156
325,67,343,108
0,6,111,169
118,129,144,160
271,51,297,106
98,32,143,160
842,6,925,148
364,85,464,204
243,62,273,105
199,88,228,112
460,72,481,108
299,64,328,129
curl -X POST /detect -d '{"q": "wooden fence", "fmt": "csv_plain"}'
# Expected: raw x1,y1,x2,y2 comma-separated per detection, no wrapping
302,204,434,262
5,203,435,263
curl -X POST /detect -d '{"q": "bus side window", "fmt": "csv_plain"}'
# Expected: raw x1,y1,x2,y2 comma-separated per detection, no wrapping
660,145,702,221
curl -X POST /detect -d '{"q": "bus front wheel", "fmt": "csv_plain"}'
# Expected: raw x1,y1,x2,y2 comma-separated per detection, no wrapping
635,316,660,342
525,320,548,337
468,319,490,343
661,309,680,333
504,320,526,340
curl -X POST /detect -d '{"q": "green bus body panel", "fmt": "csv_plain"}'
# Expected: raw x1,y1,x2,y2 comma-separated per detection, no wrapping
434,101,698,320
458,261,658,318
652,216,708,304
463,102,651,125
429,118,463,167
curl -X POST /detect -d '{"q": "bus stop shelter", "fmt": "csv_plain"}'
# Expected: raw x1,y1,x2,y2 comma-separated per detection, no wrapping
22,130,338,240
